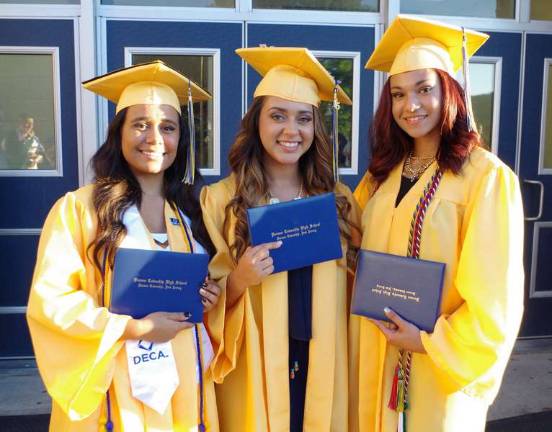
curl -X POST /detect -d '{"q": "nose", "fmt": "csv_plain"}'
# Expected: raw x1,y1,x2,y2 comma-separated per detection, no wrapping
406,93,421,112
145,125,164,145
282,119,300,137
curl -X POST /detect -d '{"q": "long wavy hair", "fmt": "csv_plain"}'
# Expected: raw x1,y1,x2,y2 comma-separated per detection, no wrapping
88,107,215,273
224,96,355,261
368,68,482,188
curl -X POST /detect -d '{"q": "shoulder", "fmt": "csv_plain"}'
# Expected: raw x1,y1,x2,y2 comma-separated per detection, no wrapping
462,146,518,187
353,172,376,212
201,176,236,207
50,183,96,216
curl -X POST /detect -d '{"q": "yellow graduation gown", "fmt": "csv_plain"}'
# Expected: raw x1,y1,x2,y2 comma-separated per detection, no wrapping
200,175,360,432
27,184,219,431
349,147,524,432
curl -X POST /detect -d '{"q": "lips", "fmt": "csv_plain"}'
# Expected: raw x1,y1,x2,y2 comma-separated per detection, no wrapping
403,114,428,126
139,149,165,160
277,140,300,151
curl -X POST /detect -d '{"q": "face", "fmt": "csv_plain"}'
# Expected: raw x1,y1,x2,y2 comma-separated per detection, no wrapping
258,96,314,168
120,104,180,179
389,68,442,142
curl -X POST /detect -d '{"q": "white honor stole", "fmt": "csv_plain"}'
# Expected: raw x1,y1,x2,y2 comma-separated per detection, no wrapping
119,204,213,415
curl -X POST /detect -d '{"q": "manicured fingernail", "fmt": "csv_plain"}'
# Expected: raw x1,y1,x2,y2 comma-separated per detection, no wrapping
184,312,191,318
384,307,391,314
200,288,206,294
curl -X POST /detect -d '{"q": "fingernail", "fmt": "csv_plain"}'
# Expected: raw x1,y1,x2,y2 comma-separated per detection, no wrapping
184,312,191,318
200,288,206,294
384,307,391,314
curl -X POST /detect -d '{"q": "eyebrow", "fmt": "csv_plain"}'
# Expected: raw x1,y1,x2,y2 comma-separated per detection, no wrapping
390,79,433,90
267,106,313,115
129,116,179,125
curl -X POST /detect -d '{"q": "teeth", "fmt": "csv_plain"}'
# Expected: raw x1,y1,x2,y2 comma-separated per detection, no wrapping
278,141,300,148
140,150,164,159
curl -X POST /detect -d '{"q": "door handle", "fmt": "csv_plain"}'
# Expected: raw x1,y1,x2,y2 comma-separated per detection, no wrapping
523,179,544,221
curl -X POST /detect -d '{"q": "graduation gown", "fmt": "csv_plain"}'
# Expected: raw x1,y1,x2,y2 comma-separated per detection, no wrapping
26,184,220,431
349,147,524,432
200,175,360,432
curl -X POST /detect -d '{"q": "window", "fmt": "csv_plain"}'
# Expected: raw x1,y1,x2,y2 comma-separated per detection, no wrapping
316,53,360,173
531,0,552,20
102,0,233,6
130,50,219,174
401,0,515,19
540,61,552,172
0,50,61,175
252,0,378,12
0,0,78,3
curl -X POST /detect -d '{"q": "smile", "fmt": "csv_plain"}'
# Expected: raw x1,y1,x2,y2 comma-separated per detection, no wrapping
277,140,300,150
403,115,428,125
139,150,165,160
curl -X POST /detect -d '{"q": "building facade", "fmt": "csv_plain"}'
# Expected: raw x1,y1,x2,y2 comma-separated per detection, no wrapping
0,0,551,358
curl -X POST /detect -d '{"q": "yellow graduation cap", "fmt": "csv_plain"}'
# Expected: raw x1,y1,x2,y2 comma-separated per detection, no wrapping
365,15,489,76
82,60,211,114
236,46,352,106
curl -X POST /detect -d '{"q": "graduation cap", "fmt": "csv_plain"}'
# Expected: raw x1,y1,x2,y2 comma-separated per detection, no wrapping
82,60,211,184
366,15,489,131
236,46,351,180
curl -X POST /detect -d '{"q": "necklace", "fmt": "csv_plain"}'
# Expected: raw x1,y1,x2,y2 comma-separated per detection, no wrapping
402,152,436,182
268,183,303,204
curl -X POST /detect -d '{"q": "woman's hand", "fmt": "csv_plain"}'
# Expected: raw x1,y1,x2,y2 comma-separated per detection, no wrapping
122,311,193,343
201,279,221,313
370,307,427,353
226,241,282,307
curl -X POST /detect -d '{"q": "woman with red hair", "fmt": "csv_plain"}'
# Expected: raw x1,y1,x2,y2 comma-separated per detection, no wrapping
350,16,524,432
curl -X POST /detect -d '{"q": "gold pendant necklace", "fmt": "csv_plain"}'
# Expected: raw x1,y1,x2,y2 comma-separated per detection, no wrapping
402,152,436,182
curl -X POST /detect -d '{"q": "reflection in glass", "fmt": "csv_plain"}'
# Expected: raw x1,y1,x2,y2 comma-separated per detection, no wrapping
543,65,552,169
253,0,378,12
531,0,552,20
469,62,496,151
102,0,233,6
401,0,515,18
132,54,214,170
318,57,354,169
0,0,78,3
0,54,56,171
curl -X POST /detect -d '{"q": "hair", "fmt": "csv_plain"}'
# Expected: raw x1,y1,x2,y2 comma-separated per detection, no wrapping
87,107,215,273
223,96,356,261
368,68,482,188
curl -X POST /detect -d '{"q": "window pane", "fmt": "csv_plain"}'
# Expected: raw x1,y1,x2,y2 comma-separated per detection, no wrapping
318,57,354,169
543,65,552,169
531,0,552,20
102,0,233,6
469,62,496,151
0,0,78,3
401,0,515,18
253,0,378,12
132,54,215,170
0,53,57,171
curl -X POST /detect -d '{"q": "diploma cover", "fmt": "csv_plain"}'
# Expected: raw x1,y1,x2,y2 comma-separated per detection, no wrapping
110,248,208,322
351,250,445,332
247,192,342,273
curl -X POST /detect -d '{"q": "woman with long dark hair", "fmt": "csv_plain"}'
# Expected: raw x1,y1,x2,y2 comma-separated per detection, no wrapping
27,61,221,431
349,16,524,432
201,47,360,431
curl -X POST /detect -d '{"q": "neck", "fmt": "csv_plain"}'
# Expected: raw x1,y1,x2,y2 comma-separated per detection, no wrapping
264,159,302,202
135,173,164,198
413,129,440,158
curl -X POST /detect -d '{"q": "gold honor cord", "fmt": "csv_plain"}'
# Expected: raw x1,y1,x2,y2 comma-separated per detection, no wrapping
183,79,196,185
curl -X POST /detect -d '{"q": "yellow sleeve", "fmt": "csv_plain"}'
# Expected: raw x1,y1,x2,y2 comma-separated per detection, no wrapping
200,184,246,383
26,191,131,421
420,164,524,396
353,172,374,212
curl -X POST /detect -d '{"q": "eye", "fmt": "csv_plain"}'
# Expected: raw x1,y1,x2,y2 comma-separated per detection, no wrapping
419,86,433,94
162,124,177,133
297,115,313,124
391,92,403,100
271,113,285,121
133,121,148,131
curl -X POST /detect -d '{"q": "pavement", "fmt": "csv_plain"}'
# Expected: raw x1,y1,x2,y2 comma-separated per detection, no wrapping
0,338,551,422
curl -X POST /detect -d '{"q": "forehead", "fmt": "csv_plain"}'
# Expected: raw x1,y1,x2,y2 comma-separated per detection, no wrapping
261,95,313,113
389,68,439,88
126,104,180,121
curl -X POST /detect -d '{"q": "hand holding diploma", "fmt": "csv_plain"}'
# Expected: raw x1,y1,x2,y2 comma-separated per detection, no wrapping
370,307,427,354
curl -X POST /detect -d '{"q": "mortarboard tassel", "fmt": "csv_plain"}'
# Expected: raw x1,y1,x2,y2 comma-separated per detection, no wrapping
461,27,477,133
183,79,196,185
331,82,341,183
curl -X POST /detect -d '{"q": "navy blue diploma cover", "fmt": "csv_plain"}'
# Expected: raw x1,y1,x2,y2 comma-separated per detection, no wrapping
351,250,445,332
110,248,208,322
247,192,343,273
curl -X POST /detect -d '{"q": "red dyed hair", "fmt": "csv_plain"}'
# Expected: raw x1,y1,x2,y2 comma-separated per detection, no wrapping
368,68,482,187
